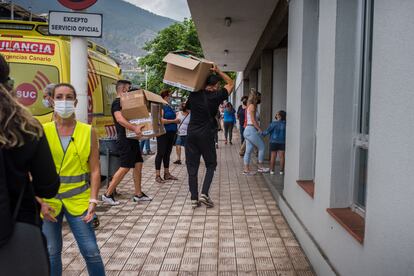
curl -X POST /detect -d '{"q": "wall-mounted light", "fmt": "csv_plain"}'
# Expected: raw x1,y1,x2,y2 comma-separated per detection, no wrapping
224,17,232,27
224,49,229,56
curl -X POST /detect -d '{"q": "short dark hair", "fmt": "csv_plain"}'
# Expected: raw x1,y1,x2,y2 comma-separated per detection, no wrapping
205,74,221,86
277,110,286,121
160,89,171,99
52,83,77,98
116,79,131,90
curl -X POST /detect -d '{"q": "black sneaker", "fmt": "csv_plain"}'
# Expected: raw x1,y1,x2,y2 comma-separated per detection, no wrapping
133,192,152,202
199,194,214,208
173,160,182,165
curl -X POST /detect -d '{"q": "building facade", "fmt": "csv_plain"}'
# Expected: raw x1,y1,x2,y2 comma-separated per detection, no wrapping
188,0,414,275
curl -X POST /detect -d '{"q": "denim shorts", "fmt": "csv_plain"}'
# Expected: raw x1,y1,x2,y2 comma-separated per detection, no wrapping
175,135,187,146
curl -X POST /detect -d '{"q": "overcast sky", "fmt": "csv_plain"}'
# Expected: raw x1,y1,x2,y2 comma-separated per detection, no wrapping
123,0,191,21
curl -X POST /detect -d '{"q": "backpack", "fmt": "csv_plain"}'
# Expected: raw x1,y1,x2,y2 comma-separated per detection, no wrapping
0,148,14,247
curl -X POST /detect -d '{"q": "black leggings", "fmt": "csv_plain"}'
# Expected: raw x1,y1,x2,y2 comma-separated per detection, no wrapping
155,132,176,170
223,122,234,142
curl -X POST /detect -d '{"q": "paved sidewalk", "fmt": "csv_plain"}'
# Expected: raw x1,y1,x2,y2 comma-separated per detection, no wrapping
62,134,314,276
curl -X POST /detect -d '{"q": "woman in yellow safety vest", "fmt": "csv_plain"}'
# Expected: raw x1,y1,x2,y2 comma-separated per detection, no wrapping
37,83,105,276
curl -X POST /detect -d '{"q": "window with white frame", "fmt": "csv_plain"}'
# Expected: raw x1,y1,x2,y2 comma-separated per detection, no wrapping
352,0,373,210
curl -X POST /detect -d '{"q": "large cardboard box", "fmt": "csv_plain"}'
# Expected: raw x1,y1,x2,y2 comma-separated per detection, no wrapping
120,89,168,139
163,51,214,92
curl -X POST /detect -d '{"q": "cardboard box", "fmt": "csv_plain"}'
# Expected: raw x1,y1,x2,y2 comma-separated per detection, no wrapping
163,51,214,92
120,89,168,139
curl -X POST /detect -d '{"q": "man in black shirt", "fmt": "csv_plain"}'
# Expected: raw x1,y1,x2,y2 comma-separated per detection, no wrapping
102,80,152,205
186,65,234,208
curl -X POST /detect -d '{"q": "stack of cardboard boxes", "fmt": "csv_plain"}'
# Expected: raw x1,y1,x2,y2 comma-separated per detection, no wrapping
163,51,214,92
120,89,167,139
120,51,214,141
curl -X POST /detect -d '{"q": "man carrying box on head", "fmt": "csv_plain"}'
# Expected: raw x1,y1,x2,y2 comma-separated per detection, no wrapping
101,80,152,205
185,65,234,209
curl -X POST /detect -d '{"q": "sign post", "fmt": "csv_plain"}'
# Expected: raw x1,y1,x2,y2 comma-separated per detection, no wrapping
70,35,88,123
53,0,99,123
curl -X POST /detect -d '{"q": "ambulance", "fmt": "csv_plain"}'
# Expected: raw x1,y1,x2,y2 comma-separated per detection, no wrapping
0,19,121,138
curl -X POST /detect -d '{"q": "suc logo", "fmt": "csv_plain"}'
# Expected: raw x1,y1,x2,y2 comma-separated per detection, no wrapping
16,83,37,106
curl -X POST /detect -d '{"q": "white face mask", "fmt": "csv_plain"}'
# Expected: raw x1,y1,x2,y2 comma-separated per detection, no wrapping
42,99,51,108
54,100,75,118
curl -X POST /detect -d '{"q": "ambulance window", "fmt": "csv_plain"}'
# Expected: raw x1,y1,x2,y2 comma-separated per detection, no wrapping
9,63,59,116
101,76,117,116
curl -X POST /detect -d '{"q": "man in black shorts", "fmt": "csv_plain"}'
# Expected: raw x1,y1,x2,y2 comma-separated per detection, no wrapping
186,65,234,208
102,80,152,205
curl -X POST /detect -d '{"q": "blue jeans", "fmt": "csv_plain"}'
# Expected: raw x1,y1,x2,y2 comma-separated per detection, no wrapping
42,208,105,276
243,126,265,165
140,139,151,152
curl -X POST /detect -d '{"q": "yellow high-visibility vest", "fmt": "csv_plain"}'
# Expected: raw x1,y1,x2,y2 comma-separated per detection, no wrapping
43,121,91,216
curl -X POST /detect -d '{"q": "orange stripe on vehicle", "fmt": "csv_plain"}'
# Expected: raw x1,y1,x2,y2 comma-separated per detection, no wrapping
37,71,51,85
32,79,42,91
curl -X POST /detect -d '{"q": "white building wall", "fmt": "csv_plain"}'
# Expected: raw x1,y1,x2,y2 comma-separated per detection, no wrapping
283,0,414,275
363,0,414,274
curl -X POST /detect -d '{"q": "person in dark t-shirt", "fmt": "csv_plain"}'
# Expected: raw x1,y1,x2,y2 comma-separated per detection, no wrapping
102,80,152,205
237,96,248,144
186,65,234,208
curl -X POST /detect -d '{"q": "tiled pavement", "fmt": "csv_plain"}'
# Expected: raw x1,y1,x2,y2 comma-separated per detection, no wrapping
62,134,315,276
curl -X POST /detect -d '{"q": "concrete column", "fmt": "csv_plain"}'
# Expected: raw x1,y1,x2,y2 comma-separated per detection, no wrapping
272,48,287,116
259,50,273,160
248,70,258,92
243,79,250,96
284,0,319,194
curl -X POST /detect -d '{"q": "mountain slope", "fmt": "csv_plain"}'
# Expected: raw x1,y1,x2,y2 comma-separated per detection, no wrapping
10,0,175,56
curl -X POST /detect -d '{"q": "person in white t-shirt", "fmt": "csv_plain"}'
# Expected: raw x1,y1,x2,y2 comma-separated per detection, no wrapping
173,102,191,165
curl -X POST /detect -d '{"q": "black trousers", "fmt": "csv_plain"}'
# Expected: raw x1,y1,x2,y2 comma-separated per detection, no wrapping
223,122,234,142
155,132,176,170
185,132,217,200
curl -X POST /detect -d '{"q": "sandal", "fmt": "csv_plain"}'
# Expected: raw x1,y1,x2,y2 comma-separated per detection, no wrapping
155,176,165,183
164,173,178,180
243,171,257,176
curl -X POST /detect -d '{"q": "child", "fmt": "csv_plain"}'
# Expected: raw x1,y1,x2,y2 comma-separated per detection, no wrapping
262,111,286,175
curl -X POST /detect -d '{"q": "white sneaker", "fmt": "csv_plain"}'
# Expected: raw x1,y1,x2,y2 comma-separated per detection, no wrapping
243,171,257,176
270,170,275,175
102,194,120,206
279,171,284,175
199,194,214,208
257,167,270,173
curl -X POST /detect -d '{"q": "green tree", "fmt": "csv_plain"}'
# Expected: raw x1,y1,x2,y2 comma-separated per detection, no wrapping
139,19,237,93
138,19,203,92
